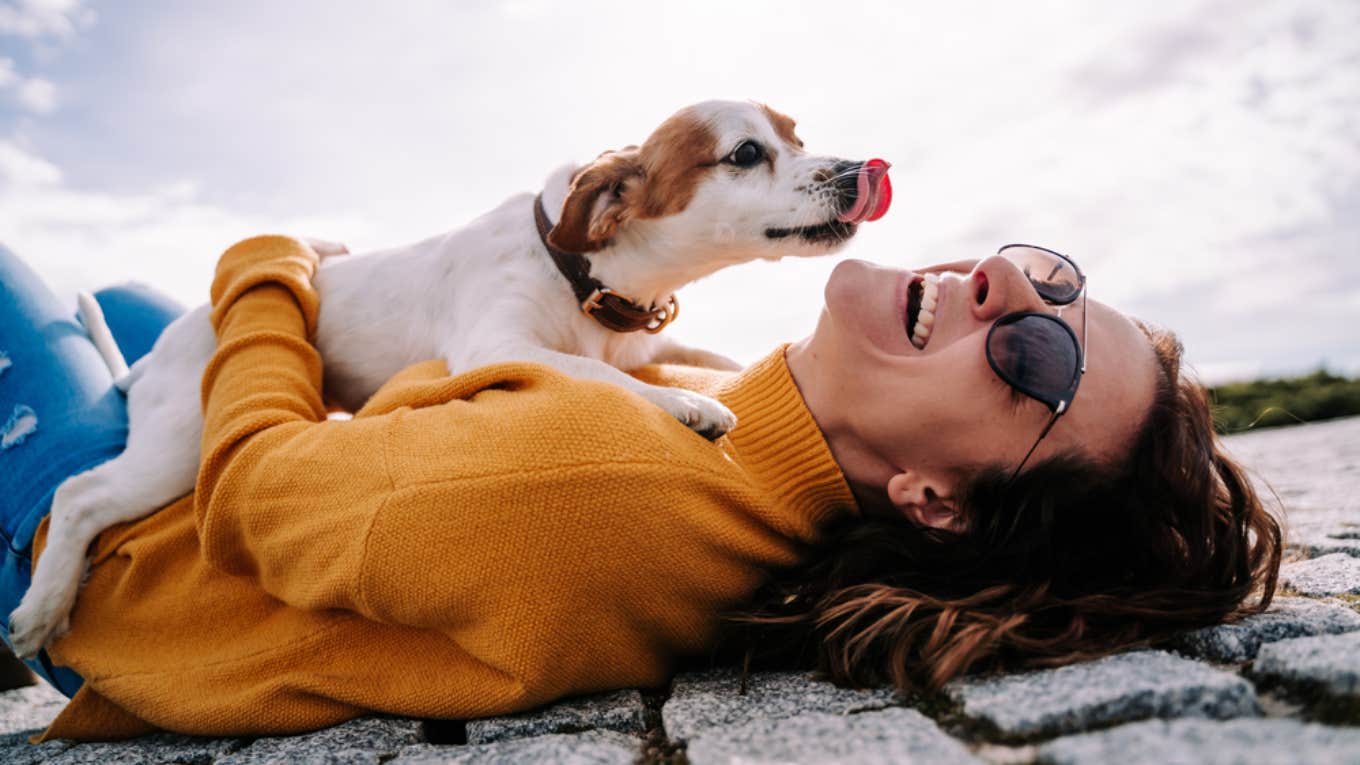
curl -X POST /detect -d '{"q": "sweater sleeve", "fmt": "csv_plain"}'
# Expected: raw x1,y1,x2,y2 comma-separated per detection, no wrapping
193,235,396,614
191,234,783,671
191,235,695,629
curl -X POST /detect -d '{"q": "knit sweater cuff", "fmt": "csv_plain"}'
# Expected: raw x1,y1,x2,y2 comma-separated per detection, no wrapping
209,235,322,337
718,346,858,538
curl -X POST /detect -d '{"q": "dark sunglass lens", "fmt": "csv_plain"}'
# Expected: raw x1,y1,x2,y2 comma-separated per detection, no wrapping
1000,246,1081,304
988,315,1081,408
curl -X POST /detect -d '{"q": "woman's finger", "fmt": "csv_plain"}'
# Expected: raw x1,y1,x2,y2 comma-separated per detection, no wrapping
302,238,351,259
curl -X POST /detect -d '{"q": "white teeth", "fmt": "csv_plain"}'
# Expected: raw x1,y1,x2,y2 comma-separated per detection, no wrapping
908,275,940,351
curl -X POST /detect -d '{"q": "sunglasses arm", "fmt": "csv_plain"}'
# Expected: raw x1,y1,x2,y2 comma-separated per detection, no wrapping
1011,408,1063,480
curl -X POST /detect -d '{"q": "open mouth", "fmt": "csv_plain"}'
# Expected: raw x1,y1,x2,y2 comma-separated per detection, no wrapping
764,219,858,245
904,274,939,350
905,278,923,338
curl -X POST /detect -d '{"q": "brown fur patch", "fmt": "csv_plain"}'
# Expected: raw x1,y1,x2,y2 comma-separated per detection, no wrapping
634,109,719,218
550,150,643,254
759,103,804,148
550,109,718,253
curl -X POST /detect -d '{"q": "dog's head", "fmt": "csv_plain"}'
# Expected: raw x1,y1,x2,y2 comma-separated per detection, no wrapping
548,100,891,261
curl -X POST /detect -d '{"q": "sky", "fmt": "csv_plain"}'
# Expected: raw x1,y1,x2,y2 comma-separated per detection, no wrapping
1,0,1357,384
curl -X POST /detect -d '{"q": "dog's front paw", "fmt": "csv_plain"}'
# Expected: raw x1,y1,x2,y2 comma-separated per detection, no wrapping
647,388,737,439
8,580,78,659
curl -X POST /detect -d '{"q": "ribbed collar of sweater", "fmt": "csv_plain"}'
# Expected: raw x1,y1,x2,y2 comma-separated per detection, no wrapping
714,346,859,540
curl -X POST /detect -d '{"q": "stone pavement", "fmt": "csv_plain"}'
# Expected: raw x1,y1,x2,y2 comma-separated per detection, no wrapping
2,416,1359,763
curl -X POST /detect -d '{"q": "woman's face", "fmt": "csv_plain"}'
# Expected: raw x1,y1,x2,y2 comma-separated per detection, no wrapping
785,254,1158,526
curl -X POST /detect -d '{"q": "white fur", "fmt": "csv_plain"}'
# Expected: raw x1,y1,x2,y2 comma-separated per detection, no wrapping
8,100,871,656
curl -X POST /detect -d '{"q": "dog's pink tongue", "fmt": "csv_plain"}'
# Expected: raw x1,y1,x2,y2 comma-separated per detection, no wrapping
837,159,893,223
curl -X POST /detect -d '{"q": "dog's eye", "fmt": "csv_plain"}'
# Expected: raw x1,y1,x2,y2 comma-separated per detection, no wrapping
724,141,764,168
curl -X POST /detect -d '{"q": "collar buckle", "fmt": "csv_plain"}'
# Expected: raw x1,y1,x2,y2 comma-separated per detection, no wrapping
582,287,612,315
537,191,682,334
644,295,679,334
580,288,680,334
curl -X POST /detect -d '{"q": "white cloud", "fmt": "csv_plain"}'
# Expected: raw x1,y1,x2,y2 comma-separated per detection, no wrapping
0,0,93,112
0,0,90,113
6,0,1357,379
1193,360,1269,386
0,138,375,309
0,0,94,40
1,38,66,115
0,139,60,184
15,75,55,112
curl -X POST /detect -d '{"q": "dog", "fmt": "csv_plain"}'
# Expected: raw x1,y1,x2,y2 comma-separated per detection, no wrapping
7,99,892,657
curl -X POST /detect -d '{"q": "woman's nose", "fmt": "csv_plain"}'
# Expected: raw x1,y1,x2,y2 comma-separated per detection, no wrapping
969,254,1048,322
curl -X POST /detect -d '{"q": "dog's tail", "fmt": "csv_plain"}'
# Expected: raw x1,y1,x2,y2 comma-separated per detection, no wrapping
77,291,134,392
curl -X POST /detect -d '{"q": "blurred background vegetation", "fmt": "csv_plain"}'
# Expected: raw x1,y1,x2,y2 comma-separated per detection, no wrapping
1208,369,1360,434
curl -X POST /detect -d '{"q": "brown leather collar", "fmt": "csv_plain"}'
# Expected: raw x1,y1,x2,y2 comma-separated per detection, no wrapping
533,193,678,334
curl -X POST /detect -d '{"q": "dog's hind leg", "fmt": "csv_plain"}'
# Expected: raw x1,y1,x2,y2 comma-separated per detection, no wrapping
7,314,210,658
7,409,200,658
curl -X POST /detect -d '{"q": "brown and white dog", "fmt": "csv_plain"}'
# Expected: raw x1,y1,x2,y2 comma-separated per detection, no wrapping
8,99,892,656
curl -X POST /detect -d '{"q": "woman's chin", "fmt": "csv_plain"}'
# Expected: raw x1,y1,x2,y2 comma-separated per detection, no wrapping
823,261,914,359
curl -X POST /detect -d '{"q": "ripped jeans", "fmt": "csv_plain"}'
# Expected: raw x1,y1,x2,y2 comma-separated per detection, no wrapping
0,244,183,695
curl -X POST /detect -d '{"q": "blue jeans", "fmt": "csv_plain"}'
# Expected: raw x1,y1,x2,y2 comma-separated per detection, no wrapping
0,244,183,695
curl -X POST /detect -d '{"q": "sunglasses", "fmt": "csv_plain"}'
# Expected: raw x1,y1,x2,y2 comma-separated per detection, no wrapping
984,244,1088,479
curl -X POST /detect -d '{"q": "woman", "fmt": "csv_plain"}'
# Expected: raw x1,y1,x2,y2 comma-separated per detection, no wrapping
730,255,1283,689
0,236,1280,740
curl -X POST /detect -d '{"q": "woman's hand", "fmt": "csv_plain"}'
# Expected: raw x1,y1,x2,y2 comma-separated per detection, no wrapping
300,238,349,414
302,238,350,261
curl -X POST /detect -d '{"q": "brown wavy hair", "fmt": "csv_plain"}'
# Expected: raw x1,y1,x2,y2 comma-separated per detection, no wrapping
722,323,1283,691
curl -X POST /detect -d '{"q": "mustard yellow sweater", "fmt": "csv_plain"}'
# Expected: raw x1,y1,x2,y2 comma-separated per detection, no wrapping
33,236,857,741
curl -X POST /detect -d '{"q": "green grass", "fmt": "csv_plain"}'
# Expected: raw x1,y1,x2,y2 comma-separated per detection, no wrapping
1208,368,1360,435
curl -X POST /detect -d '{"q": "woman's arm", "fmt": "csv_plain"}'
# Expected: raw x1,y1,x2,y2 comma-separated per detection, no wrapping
193,235,397,613
190,236,757,665
185,238,810,708
192,236,698,626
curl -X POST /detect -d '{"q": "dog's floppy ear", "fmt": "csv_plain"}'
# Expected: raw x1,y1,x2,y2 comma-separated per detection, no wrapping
550,149,643,254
